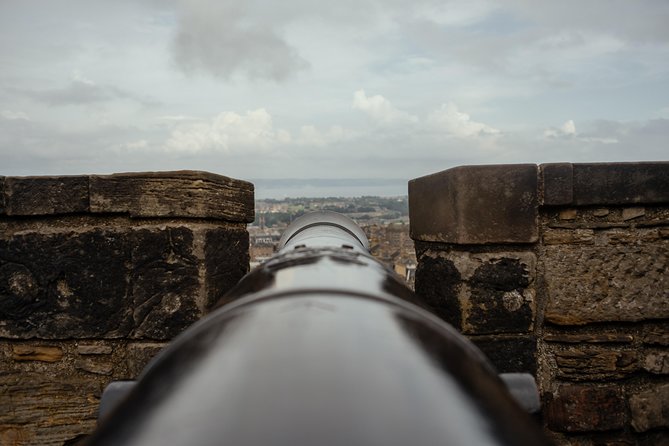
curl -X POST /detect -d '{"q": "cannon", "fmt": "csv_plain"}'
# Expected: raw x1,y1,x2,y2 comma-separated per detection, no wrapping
86,212,549,445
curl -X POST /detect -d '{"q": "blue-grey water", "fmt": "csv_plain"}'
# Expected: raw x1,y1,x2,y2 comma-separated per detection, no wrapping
252,179,408,199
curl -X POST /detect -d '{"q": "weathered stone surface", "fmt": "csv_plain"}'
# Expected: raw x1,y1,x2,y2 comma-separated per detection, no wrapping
0,229,134,338
642,351,669,374
543,228,594,245
125,342,166,377
409,164,538,244
90,171,254,222
0,224,228,340
472,336,537,374
544,242,669,325
11,345,63,362
416,251,535,333
599,227,666,244
639,432,669,445
540,162,669,206
3,176,89,215
77,343,113,355
75,358,113,375
0,372,100,445
414,255,462,328
643,327,669,346
593,208,610,217
545,384,625,432
554,348,638,381
559,209,578,220
572,162,669,206
544,332,634,344
541,163,573,206
464,258,535,334
129,227,200,339
622,207,646,221
203,228,250,310
629,383,669,432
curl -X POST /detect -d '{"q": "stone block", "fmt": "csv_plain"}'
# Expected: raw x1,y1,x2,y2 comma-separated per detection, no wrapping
554,347,638,381
3,176,89,215
543,229,594,245
572,162,669,205
622,207,646,221
472,336,537,374
12,345,63,362
415,251,536,334
541,163,573,205
544,333,634,344
414,255,462,328
203,228,250,310
129,227,200,340
545,384,625,432
77,343,113,355
0,222,250,340
629,383,669,432
559,209,578,220
0,372,101,445
75,358,113,375
463,257,535,334
642,351,669,374
544,242,669,325
639,432,669,445
90,171,254,222
643,326,669,346
0,229,134,339
409,164,538,244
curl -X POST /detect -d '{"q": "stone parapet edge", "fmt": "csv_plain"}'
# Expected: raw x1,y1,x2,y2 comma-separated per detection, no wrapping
410,162,669,244
0,170,254,222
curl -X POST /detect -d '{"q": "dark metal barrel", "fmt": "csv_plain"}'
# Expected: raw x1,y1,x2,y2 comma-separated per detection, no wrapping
87,212,549,446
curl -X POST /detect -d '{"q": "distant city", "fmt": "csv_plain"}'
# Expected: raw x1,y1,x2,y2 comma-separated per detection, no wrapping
249,195,416,287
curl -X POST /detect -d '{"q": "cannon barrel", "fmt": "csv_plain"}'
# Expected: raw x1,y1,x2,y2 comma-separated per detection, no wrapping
87,212,549,445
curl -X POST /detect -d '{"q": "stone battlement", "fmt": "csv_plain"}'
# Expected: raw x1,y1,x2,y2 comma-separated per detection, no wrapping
1,164,668,445
410,162,669,444
0,171,253,445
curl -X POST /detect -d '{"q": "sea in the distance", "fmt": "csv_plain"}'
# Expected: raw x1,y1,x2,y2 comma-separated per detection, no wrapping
253,178,408,199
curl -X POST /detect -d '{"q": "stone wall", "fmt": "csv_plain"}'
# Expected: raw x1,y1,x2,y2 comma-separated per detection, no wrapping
0,171,254,445
409,162,669,445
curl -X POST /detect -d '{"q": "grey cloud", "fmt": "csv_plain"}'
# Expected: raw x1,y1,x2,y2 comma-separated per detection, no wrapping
14,79,159,107
396,0,669,86
0,112,159,175
585,118,669,154
505,0,669,44
172,0,309,81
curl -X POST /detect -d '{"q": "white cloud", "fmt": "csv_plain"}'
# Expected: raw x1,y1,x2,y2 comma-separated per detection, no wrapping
427,103,500,138
296,125,353,147
165,108,286,153
410,0,499,27
544,119,576,138
121,139,149,150
544,119,619,144
352,89,418,126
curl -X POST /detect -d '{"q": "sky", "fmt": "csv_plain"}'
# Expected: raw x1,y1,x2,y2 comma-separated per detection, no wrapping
1,0,668,197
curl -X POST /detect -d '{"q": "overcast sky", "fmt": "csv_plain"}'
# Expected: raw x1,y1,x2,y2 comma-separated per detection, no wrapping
1,0,668,196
